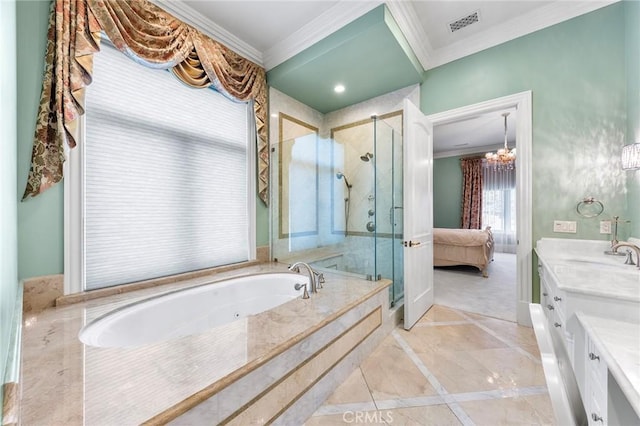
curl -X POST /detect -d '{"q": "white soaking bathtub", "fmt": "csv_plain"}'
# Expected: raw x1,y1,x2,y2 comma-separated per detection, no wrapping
79,272,309,348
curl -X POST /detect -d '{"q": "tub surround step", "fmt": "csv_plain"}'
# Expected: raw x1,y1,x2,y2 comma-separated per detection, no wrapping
19,263,392,424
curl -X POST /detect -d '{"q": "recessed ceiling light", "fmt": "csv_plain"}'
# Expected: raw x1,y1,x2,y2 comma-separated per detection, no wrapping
270,113,278,118
334,84,345,94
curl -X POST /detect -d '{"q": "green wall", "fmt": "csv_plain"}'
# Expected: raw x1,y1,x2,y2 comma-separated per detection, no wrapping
15,1,636,282
16,0,269,280
17,0,60,280
433,156,463,228
626,0,640,238
422,3,629,248
1,0,18,411
421,2,637,301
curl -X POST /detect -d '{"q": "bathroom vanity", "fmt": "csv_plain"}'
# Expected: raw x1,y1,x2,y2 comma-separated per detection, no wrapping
535,238,640,425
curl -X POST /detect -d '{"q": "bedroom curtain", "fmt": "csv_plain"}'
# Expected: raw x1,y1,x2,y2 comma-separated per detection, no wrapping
460,157,483,229
482,164,517,253
22,0,269,205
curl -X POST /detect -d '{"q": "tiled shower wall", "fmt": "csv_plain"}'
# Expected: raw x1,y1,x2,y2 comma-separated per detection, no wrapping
269,85,419,285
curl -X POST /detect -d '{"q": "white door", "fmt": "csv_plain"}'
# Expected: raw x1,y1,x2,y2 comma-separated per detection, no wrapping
403,99,434,330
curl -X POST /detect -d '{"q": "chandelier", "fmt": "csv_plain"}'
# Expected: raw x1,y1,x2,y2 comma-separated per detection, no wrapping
485,112,515,169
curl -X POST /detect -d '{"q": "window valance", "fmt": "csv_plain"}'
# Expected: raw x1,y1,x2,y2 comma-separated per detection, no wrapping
23,0,269,205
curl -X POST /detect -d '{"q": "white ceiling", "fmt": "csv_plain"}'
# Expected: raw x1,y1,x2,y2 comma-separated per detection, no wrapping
161,0,616,70
152,0,616,152
182,1,341,53
433,108,517,158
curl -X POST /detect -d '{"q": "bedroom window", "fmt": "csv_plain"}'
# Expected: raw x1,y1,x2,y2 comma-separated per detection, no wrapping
482,165,516,253
68,41,255,291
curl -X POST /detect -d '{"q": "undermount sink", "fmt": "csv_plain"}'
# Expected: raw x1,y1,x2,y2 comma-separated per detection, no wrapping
553,262,640,287
560,258,639,274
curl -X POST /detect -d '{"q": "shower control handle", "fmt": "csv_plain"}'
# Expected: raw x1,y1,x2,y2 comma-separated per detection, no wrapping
294,283,309,299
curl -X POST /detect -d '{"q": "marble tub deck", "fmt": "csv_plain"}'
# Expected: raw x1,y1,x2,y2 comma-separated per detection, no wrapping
19,263,391,425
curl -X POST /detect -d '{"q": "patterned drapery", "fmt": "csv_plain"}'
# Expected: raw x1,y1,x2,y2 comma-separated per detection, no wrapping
460,157,483,229
23,0,269,205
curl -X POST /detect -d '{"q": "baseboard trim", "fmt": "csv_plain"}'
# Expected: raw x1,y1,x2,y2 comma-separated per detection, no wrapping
2,284,22,426
518,300,533,327
2,382,18,426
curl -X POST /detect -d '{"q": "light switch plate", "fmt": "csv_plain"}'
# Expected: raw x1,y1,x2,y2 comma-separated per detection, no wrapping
600,220,611,234
553,220,577,233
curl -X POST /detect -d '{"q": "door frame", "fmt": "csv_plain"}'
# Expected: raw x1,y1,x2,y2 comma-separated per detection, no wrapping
426,91,533,326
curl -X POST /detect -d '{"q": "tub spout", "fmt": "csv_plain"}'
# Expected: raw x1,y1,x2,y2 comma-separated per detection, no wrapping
289,262,317,294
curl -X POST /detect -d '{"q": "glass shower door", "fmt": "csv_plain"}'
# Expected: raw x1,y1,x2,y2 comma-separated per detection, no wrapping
373,113,404,306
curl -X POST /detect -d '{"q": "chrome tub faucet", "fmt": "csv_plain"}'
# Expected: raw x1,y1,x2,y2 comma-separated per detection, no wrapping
289,262,318,295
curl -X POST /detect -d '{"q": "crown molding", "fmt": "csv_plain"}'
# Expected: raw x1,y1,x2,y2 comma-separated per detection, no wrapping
434,143,504,160
384,0,432,70
148,0,618,73
428,0,618,69
149,0,263,66
262,0,383,71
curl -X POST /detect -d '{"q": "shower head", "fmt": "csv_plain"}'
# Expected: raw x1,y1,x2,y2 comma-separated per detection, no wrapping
336,172,352,188
360,152,373,162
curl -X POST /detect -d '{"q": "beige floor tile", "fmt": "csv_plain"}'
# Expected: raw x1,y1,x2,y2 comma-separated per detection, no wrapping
303,413,344,426
458,310,491,321
360,334,437,400
303,410,396,426
418,305,469,323
325,367,374,405
401,324,509,353
520,343,542,360
478,317,538,347
522,394,556,425
383,404,462,426
471,347,546,389
310,306,549,426
459,396,555,425
415,346,508,393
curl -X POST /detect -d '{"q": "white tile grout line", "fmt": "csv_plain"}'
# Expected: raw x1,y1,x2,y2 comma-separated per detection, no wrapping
413,320,470,327
313,401,378,416
314,386,549,415
451,308,542,364
312,310,546,421
392,329,476,426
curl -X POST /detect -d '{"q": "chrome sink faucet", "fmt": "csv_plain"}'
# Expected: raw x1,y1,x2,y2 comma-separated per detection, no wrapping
611,242,640,269
289,262,318,294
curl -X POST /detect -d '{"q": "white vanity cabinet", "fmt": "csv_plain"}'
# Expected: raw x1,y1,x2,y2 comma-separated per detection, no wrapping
535,238,640,426
583,333,608,425
538,261,571,360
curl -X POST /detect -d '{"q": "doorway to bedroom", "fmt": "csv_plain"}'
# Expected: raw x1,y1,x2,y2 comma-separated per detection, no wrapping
426,92,532,324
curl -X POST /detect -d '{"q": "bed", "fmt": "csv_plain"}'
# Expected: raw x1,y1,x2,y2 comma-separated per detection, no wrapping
433,226,495,277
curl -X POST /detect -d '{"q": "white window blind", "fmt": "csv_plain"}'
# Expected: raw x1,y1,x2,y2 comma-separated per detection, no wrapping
84,43,251,290
482,165,517,253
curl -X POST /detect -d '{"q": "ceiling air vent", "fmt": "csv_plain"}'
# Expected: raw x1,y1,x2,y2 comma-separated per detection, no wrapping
448,11,480,33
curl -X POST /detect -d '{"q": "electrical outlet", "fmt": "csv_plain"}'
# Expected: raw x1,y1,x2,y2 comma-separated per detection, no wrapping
600,220,612,234
553,220,577,233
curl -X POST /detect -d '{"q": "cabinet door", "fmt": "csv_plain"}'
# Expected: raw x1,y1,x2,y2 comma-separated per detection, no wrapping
585,336,608,425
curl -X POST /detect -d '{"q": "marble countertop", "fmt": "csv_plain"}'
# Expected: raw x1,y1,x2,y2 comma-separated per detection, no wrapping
535,238,640,302
577,313,640,417
20,263,390,425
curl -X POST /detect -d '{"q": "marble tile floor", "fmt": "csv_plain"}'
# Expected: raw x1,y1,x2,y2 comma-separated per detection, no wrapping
305,305,554,426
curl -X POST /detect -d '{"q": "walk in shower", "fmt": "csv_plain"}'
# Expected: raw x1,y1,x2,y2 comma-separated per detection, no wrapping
271,111,404,306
